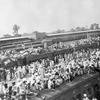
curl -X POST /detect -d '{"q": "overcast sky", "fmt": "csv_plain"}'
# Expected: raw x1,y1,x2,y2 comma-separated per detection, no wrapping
0,0,100,37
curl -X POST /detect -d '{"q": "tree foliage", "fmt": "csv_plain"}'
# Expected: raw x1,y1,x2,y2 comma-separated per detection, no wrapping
13,24,20,34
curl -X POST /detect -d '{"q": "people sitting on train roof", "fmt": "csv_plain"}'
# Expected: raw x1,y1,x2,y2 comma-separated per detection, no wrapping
0,36,99,62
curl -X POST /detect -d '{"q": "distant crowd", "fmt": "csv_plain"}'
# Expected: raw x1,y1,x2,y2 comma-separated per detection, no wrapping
0,37,100,61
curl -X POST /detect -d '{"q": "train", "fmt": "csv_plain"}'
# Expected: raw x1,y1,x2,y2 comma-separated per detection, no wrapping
42,29,100,47
25,73,100,100
0,36,43,51
0,29,100,100
0,29,100,50
47,73,100,100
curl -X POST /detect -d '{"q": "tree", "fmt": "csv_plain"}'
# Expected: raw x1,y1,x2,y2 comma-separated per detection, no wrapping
55,29,66,33
90,24,94,30
90,23,99,30
13,24,20,35
33,31,40,34
70,28,75,32
81,27,86,31
75,27,81,31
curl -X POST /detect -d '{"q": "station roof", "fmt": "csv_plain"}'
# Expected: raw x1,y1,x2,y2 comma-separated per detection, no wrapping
46,29,100,37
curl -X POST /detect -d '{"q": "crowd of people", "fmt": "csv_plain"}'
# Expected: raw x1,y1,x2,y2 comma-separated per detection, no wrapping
0,36,99,62
82,93,97,100
0,47,100,99
47,37,100,51
0,37,100,100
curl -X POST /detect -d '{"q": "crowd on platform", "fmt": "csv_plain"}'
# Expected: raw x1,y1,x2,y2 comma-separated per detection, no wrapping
0,47,100,99
0,37,100,100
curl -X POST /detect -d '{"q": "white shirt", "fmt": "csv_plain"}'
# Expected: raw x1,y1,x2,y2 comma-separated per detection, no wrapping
48,79,53,89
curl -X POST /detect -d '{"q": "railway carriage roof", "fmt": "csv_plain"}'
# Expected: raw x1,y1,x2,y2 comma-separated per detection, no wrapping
0,36,30,42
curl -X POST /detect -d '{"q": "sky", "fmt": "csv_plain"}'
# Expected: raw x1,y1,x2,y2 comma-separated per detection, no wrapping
0,0,100,37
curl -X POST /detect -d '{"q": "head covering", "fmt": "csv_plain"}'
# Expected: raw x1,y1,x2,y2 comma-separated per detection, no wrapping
83,93,87,97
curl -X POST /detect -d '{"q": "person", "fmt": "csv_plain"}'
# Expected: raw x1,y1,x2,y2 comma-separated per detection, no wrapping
92,97,97,100
6,70,11,81
38,63,44,80
8,86,12,99
48,78,53,89
0,82,6,95
82,94,89,100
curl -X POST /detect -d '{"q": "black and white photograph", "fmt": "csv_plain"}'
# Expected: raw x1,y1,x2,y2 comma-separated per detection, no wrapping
0,0,100,100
